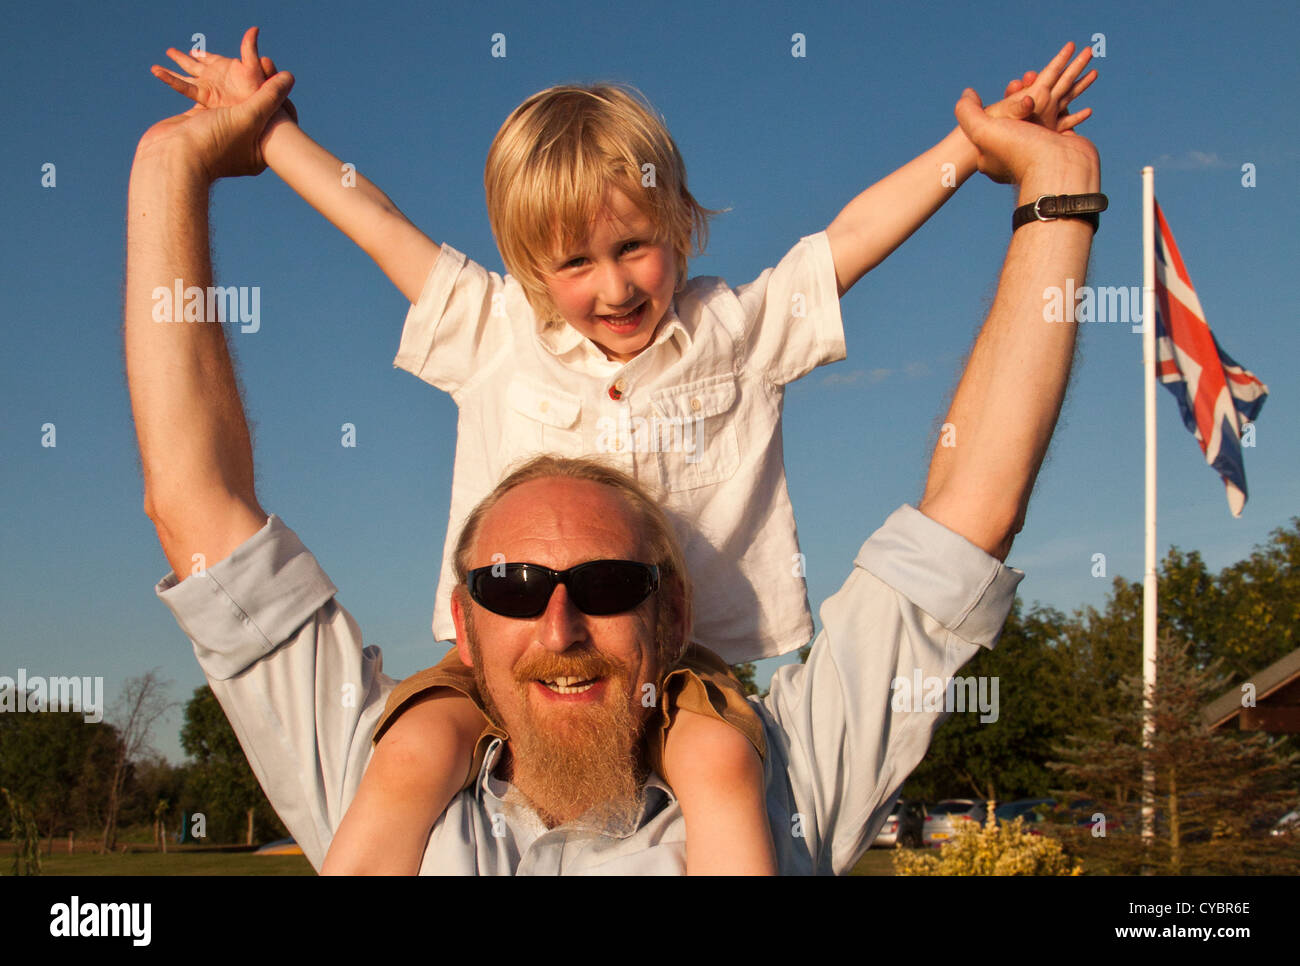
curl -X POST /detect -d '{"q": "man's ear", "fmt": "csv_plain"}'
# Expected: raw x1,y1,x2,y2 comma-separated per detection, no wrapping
451,587,474,668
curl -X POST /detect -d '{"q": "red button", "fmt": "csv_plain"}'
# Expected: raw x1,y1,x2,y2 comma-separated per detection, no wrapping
609,385,622,401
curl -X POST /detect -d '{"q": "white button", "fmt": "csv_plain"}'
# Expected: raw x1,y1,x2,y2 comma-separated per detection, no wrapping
538,400,549,413
614,378,627,393
690,397,703,412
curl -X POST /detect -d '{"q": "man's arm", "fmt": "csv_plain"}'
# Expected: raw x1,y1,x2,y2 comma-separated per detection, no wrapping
917,89,1101,561
128,70,398,871
124,71,294,575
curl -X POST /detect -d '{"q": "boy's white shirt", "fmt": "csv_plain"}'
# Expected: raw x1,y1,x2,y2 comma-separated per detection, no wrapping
394,230,846,663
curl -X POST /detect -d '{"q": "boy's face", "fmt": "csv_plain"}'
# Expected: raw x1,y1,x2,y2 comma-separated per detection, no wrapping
543,189,678,363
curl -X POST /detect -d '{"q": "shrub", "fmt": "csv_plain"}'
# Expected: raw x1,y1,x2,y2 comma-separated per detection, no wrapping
893,814,1082,876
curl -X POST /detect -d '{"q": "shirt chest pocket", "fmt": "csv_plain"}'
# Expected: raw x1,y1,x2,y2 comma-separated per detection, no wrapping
506,378,585,458
650,373,740,491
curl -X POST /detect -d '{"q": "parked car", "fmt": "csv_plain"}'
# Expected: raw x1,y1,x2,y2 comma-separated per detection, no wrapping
923,799,986,847
1270,808,1299,837
874,798,927,848
994,798,1056,834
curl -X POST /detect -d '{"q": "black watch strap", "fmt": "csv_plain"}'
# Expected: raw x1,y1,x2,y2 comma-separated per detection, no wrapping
1012,193,1109,233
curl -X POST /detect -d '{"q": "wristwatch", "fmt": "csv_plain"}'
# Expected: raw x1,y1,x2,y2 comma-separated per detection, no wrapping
1012,193,1108,233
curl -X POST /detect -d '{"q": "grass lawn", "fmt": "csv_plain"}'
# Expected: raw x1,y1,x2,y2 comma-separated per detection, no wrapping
849,846,910,875
4,851,314,876
6,843,908,875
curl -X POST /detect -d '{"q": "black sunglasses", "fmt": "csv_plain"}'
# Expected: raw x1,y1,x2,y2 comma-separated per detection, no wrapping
466,559,660,619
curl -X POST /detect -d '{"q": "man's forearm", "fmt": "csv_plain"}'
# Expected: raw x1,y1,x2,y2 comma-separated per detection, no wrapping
124,147,266,576
918,156,1098,560
826,127,977,297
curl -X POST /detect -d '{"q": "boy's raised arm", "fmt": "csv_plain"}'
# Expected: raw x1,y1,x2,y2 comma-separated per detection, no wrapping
153,27,439,304
260,119,440,304
824,42,1095,299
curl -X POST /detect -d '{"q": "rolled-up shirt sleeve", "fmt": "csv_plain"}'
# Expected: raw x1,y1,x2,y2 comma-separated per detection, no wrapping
393,243,520,396
155,515,394,871
733,231,847,387
761,504,1024,874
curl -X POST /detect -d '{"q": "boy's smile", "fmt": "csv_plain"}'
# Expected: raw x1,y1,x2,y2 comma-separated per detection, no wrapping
545,188,678,363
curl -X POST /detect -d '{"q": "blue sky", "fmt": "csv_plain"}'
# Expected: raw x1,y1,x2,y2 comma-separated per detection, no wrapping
2,0,1296,763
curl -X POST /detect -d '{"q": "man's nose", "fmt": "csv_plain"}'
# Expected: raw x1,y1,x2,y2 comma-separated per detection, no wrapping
536,582,590,653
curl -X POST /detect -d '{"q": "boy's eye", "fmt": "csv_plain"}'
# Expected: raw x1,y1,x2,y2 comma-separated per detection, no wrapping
559,242,641,269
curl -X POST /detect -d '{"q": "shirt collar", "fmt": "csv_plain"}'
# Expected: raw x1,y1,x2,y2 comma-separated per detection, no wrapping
535,300,691,363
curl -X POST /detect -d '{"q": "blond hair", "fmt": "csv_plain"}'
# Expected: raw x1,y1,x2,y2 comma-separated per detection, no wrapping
452,455,692,669
484,83,722,324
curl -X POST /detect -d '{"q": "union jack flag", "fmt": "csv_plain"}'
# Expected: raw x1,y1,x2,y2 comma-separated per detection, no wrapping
1153,200,1268,516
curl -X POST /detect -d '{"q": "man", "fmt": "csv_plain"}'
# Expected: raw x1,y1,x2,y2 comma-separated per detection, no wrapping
125,51,1100,874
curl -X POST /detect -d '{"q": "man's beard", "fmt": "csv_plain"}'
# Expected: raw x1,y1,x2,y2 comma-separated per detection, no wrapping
464,612,648,832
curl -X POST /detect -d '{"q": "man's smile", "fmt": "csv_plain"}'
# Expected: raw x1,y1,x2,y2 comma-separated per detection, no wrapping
532,676,609,703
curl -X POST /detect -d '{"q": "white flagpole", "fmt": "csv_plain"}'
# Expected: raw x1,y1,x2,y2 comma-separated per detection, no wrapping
1141,166,1157,849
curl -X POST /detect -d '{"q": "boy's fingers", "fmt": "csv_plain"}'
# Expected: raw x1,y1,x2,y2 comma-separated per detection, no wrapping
1054,48,1093,100
165,47,204,75
1068,68,1098,102
261,56,277,75
150,65,200,100
1058,106,1092,131
1036,41,1075,87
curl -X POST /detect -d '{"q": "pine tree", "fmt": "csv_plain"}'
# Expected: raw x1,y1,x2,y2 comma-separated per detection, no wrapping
1050,628,1298,874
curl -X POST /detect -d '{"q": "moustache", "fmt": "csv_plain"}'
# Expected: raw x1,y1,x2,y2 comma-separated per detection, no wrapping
512,649,627,686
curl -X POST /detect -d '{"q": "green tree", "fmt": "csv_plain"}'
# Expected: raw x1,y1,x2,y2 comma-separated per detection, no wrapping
180,686,286,844
1050,628,1299,874
902,601,1071,802
0,691,118,841
730,662,759,697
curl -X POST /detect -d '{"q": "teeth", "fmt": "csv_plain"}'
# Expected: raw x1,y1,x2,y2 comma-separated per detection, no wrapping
601,304,642,322
541,677,596,694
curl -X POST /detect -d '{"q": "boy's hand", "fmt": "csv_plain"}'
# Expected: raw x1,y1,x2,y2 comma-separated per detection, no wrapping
151,27,297,128
984,42,1097,133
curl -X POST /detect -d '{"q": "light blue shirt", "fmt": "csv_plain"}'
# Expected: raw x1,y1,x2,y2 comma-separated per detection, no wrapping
156,503,1022,874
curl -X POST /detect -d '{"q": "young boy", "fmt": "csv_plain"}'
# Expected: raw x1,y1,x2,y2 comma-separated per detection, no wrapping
152,28,1095,874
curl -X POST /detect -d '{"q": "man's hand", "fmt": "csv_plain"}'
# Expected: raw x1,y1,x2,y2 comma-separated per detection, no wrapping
138,27,295,183
954,85,1100,192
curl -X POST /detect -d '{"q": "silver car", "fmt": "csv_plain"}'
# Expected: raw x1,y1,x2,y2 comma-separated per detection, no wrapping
873,798,926,848
922,799,987,847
